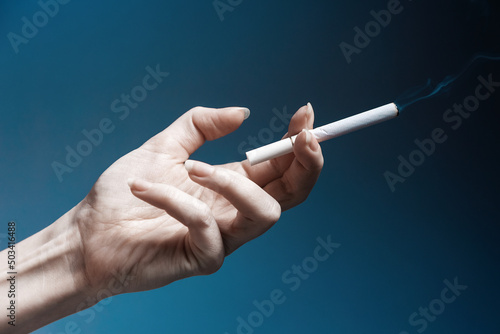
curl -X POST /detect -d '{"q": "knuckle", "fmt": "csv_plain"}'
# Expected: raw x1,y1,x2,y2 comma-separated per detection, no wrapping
280,173,297,199
194,203,213,229
190,106,205,114
200,253,224,275
312,155,324,172
293,195,307,207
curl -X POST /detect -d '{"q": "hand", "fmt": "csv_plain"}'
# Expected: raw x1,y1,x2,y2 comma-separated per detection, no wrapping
74,104,323,296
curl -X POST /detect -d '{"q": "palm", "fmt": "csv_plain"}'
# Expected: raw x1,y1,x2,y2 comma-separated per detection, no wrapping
77,146,239,292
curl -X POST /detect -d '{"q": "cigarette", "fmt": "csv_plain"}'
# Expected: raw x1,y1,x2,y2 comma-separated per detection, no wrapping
246,102,399,165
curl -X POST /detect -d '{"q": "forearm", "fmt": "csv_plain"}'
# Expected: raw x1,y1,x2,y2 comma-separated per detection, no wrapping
0,205,92,333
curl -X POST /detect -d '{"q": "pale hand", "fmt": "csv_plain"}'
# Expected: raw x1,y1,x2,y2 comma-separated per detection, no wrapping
0,104,323,333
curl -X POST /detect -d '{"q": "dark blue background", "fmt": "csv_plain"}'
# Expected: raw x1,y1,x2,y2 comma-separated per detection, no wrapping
1,0,499,333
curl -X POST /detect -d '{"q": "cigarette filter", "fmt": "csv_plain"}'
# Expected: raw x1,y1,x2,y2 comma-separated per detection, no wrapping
246,103,399,165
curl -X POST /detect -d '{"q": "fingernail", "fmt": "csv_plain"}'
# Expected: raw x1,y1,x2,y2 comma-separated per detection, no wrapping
308,133,320,152
128,178,151,192
306,102,314,127
302,129,311,144
240,108,250,120
301,129,319,152
306,102,313,116
184,159,214,177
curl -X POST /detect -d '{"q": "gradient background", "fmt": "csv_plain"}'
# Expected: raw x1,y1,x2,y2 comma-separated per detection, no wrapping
1,0,499,333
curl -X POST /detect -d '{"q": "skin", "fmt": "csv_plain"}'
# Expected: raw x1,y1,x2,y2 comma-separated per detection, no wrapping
0,104,323,333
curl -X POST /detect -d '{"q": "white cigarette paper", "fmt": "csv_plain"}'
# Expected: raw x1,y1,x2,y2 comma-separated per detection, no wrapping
246,102,399,165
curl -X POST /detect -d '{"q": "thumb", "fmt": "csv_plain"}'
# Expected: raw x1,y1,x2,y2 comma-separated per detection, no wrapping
144,106,250,161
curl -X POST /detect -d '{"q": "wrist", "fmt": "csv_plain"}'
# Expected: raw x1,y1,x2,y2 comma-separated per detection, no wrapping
0,204,93,332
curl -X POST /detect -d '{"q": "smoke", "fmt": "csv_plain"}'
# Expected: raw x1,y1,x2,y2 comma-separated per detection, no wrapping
395,54,500,112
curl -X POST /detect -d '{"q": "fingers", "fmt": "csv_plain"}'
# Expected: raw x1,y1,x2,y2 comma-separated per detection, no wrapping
244,104,312,186
245,103,323,211
267,103,316,174
289,103,323,173
262,129,323,211
245,102,322,181
185,160,281,253
289,102,315,135
143,106,250,161
293,128,324,172
127,178,224,273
